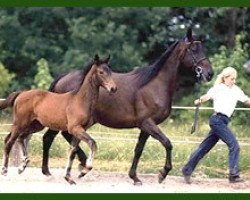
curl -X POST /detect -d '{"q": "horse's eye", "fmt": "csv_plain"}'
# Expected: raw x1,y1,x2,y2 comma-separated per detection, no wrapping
99,71,104,75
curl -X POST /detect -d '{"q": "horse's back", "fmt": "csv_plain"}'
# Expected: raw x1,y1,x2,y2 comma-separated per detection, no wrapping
15,89,71,129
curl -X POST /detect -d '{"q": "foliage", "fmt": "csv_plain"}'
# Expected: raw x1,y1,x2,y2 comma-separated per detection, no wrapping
32,58,53,90
0,62,15,97
0,7,250,124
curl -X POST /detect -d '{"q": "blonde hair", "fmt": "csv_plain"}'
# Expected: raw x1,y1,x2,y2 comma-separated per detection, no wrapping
214,67,237,85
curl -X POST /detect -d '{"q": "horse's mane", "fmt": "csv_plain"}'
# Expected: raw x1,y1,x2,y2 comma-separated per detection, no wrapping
49,72,69,92
49,57,108,93
132,41,179,87
48,63,92,93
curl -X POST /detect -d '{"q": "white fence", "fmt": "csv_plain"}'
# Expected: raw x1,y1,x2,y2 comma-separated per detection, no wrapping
0,103,250,166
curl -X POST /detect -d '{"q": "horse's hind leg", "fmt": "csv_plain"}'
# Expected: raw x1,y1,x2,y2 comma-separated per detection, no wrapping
129,130,149,185
140,119,173,184
16,120,44,174
1,128,20,175
16,136,30,174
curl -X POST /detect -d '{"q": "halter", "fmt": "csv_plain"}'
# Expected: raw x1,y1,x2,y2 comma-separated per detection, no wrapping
187,41,208,81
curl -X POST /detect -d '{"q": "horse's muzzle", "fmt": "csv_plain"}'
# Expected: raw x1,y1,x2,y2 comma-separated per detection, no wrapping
110,86,117,93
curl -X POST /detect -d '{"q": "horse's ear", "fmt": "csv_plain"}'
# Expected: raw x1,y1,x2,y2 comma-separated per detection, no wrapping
94,54,100,62
94,54,100,65
104,55,111,64
186,28,193,42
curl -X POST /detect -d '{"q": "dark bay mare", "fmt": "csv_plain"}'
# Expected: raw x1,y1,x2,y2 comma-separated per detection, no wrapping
33,28,213,185
0,55,117,184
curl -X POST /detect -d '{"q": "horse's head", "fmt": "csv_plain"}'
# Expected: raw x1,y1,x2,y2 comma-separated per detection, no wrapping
92,54,117,93
178,28,214,82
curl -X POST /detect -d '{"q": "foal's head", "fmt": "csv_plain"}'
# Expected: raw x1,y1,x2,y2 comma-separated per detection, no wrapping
91,55,117,93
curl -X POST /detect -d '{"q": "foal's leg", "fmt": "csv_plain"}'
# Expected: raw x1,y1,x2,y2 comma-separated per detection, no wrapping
1,127,20,175
140,119,173,184
61,131,88,175
42,130,88,176
69,126,97,178
64,136,82,184
129,130,149,185
15,121,44,174
16,136,30,174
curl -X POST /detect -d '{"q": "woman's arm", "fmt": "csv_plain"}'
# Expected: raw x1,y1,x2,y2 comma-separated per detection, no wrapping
194,94,211,106
244,98,250,106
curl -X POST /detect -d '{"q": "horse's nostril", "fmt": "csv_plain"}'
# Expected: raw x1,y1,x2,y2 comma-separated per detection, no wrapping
111,87,117,93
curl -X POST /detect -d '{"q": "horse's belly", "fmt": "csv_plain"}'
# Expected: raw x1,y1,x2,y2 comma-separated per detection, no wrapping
94,112,137,128
35,114,68,131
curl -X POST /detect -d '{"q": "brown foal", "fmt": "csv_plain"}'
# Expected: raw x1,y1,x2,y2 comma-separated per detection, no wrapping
0,55,117,184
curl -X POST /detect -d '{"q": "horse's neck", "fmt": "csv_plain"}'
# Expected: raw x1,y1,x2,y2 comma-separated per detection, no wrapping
76,72,100,112
157,49,181,89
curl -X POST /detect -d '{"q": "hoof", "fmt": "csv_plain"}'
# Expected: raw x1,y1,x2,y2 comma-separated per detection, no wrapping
78,166,92,178
64,176,76,185
18,168,24,174
78,172,87,178
42,168,52,176
134,180,142,186
132,177,142,186
1,168,7,176
158,169,166,184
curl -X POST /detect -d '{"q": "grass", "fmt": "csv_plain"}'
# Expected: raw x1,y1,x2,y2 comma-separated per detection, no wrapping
0,117,250,180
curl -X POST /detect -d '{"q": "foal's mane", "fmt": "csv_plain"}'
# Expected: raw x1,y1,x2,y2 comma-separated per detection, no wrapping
49,58,107,93
132,41,179,87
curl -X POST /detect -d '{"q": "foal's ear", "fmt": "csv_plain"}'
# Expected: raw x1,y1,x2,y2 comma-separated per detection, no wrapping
94,54,100,62
94,54,100,65
103,55,111,64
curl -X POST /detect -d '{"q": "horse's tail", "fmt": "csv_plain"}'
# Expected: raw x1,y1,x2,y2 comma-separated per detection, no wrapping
0,91,22,110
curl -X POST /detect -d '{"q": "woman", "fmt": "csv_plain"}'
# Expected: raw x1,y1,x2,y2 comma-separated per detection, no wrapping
182,66,250,184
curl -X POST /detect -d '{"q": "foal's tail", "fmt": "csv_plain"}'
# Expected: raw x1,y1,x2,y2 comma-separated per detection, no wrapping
0,91,22,110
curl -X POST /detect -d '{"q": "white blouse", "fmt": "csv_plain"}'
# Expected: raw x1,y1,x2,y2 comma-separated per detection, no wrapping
206,83,249,117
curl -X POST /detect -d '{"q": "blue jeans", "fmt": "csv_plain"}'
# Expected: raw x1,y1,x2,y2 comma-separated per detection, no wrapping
182,114,240,177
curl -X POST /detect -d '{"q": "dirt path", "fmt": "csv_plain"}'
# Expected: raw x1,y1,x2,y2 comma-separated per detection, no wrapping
0,167,249,193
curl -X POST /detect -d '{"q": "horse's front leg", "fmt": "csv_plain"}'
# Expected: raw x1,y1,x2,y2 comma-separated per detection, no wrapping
61,131,88,177
16,136,30,174
129,130,149,185
74,129,97,177
66,125,97,183
140,119,173,184
64,137,80,185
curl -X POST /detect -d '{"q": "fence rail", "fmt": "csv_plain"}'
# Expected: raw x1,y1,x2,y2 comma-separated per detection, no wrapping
0,104,250,146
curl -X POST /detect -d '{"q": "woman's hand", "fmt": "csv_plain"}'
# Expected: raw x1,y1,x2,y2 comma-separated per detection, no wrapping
194,98,202,106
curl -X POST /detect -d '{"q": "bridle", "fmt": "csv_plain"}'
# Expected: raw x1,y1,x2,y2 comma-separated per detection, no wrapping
187,41,208,81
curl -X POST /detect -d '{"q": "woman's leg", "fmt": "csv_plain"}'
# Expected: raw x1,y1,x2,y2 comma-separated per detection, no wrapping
182,130,219,179
210,116,242,182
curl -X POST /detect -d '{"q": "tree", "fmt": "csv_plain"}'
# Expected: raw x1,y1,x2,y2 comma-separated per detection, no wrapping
32,58,53,90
